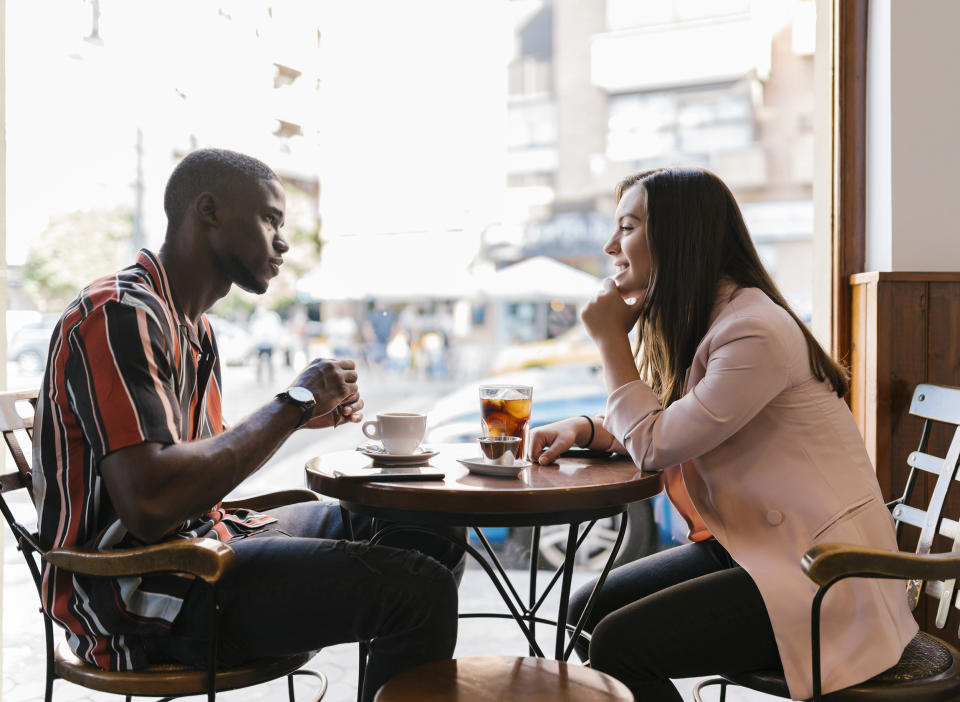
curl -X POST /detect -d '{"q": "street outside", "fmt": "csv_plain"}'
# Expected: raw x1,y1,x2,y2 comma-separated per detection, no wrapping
1,358,773,701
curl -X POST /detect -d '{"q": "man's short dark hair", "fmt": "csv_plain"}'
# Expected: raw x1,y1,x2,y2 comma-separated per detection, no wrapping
163,148,279,231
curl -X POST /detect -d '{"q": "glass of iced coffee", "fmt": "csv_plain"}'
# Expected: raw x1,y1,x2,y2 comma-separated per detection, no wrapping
479,384,533,459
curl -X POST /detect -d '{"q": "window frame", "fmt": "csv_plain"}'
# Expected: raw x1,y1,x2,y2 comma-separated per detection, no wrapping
830,0,867,367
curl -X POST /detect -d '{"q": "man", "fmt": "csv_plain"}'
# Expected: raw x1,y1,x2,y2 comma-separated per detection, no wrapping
33,148,459,702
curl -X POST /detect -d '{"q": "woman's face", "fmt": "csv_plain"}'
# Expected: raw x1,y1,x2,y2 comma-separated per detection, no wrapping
604,183,652,299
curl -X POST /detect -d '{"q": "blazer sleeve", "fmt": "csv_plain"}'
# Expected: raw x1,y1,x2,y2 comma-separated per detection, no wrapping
603,314,792,472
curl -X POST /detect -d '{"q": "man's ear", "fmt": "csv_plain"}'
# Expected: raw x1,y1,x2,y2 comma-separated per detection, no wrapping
195,192,218,226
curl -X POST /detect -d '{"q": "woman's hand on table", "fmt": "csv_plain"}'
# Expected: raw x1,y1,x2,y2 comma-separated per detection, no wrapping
531,417,590,465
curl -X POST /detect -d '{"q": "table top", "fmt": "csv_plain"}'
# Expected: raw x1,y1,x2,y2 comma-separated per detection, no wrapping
304,443,662,524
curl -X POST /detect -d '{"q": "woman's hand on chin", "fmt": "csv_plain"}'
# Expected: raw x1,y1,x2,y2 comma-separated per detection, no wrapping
581,278,644,342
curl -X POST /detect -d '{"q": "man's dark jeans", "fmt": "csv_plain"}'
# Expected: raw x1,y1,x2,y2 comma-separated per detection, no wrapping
147,501,463,702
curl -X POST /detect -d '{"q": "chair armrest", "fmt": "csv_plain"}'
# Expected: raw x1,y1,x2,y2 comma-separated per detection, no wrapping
222,488,320,512
42,538,236,584
802,542,960,587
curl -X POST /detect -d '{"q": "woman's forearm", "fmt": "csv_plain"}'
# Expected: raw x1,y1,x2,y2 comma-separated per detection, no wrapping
596,334,642,394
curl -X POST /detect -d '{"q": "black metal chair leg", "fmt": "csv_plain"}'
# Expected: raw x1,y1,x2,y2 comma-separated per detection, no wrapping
357,641,369,702
555,523,579,659
206,583,222,702
529,526,540,656
289,669,329,701
43,615,56,702
341,505,355,541
692,677,728,702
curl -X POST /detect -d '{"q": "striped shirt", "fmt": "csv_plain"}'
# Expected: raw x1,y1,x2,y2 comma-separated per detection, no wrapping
33,249,275,671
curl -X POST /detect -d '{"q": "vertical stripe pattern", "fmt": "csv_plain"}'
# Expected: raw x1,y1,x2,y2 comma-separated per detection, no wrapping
34,250,275,671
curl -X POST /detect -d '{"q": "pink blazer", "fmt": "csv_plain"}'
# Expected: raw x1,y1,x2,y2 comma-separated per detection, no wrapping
602,283,917,700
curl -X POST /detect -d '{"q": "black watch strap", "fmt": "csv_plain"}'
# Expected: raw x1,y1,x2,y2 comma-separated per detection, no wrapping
276,386,316,428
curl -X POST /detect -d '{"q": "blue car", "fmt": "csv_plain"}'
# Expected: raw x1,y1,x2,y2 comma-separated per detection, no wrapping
425,364,688,569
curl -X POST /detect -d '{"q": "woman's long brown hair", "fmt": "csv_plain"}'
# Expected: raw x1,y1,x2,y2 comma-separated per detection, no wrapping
617,167,848,407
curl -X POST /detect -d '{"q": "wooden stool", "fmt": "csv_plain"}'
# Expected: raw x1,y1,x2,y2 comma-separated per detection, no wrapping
374,656,633,702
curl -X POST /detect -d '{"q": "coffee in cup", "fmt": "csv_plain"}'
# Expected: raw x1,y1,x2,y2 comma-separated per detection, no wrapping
362,413,427,454
479,435,522,464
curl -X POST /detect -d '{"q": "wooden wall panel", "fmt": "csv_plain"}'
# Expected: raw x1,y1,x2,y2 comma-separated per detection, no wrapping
850,272,960,645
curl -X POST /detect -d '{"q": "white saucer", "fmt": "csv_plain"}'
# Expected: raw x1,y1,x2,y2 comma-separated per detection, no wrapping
358,444,439,465
457,457,531,478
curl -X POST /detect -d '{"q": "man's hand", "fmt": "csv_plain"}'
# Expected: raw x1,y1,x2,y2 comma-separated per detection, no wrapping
290,359,360,422
302,393,365,429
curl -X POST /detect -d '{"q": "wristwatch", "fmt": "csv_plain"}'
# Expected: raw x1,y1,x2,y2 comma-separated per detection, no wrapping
276,386,316,428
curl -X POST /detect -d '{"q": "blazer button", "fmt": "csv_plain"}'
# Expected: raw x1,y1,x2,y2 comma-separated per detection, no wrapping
766,510,784,526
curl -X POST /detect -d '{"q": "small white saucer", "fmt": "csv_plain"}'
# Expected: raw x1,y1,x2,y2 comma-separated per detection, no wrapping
358,444,439,465
457,457,531,478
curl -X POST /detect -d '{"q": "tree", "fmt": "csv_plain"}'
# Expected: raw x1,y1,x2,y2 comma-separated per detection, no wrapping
22,208,133,312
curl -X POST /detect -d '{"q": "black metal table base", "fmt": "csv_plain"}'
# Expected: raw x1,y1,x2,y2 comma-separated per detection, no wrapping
345,504,630,702
365,510,629,662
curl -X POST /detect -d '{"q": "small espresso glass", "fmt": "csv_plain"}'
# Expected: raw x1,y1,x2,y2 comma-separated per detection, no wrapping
479,435,522,464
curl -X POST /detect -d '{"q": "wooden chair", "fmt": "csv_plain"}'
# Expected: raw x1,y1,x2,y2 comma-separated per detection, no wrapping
373,656,633,701
0,388,328,702
695,383,960,702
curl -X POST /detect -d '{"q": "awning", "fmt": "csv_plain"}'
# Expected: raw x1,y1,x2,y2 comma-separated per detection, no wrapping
475,256,602,302
296,230,479,301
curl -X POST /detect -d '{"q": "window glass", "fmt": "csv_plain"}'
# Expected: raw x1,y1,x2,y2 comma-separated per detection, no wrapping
4,0,817,574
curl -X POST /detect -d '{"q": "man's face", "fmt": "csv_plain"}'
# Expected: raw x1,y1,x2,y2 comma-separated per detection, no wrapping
210,177,287,294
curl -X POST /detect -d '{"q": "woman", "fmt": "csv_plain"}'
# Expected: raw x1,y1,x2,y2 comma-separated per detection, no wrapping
530,168,916,701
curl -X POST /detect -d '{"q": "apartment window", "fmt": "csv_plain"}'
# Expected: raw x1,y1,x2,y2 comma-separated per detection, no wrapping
607,86,754,163
508,100,558,149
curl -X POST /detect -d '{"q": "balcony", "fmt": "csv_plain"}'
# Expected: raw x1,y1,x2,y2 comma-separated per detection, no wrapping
591,15,768,92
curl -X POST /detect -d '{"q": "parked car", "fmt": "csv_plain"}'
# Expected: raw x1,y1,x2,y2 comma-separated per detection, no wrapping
207,314,257,366
488,324,600,375
8,314,59,374
425,364,688,569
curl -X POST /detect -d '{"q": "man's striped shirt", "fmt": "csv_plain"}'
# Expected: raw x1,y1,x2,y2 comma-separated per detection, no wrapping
33,250,275,671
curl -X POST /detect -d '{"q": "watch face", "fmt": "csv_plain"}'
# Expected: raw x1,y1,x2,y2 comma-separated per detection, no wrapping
288,386,314,404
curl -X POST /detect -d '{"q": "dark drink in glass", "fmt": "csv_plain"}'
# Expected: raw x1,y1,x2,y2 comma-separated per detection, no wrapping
479,385,533,459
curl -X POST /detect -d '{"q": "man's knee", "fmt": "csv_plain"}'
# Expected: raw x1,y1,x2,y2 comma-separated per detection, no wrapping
393,552,459,650
413,553,458,610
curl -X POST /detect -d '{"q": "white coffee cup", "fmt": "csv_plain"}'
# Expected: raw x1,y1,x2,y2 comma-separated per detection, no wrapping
362,413,427,454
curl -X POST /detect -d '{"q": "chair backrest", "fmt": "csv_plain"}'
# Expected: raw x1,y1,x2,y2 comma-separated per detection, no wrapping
888,383,960,632
0,388,44,592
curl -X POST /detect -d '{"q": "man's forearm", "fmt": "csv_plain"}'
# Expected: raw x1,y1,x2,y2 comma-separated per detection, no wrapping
101,397,304,543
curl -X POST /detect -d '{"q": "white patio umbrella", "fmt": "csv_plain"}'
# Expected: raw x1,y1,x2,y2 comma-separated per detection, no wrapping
475,256,602,302
296,230,479,301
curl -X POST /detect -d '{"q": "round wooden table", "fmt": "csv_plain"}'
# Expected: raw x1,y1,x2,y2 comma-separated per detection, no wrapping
305,443,662,662
305,443,661,526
